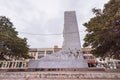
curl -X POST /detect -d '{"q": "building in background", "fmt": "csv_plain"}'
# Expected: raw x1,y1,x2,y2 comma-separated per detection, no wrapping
28,45,96,67
0,45,119,69
28,48,55,60
0,45,97,69
28,45,93,60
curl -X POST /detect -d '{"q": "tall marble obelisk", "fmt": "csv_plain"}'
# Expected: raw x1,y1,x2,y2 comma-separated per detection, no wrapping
28,11,88,68
63,11,81,51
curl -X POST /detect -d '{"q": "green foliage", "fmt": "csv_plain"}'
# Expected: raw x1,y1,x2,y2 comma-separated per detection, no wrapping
83,0,120,59
0,16,32,60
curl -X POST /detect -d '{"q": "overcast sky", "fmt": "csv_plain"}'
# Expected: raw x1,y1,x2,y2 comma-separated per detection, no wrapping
0,0,109,48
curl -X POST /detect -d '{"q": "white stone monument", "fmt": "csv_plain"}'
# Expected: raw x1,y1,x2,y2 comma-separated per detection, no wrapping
28,11,88,68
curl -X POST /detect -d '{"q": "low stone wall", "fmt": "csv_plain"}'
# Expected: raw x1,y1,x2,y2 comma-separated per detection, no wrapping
0,70,120,80
0,68,105,72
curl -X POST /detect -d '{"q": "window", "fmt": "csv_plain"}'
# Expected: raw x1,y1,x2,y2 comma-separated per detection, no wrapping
46,50,53,54
38,56,44,59
84,56,87,59
38,51,45,55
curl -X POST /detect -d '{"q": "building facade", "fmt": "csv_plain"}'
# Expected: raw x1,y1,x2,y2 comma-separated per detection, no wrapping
28,46,96,67
28,45,93,60
0,46,95,69
28,48,55,60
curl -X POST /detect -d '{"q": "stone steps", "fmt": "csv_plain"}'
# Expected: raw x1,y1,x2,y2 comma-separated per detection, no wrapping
2,78,120,79
1,78,120,79
0,71,120,80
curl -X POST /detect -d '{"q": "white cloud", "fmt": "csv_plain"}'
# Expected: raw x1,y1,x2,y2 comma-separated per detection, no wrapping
0,0,109,48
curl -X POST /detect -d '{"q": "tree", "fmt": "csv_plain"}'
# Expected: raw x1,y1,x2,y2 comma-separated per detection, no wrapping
0,16,32,60
83,0,120,59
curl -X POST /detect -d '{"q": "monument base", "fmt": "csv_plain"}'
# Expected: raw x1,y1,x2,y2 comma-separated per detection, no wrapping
28,59,88,68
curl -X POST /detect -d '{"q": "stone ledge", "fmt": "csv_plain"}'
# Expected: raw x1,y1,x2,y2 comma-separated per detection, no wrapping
0,71,120,79
0,79,120,80
0,68,106,72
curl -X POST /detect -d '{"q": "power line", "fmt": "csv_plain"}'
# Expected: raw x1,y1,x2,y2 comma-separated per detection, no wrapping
19,31,86,36
19,31,62,36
